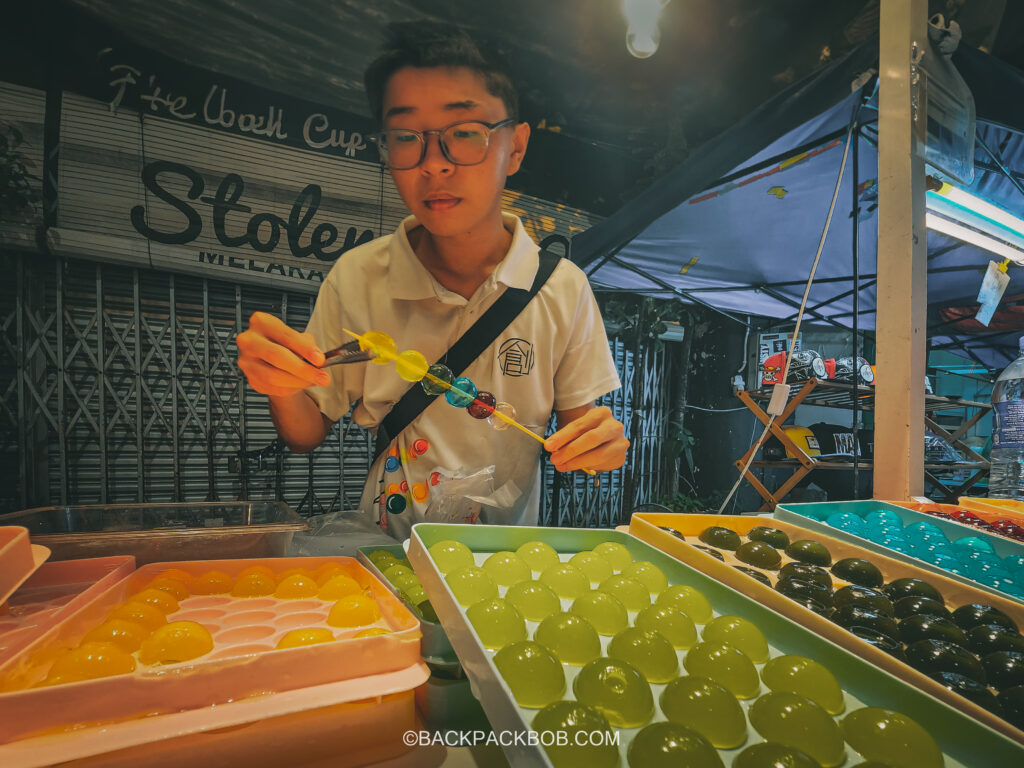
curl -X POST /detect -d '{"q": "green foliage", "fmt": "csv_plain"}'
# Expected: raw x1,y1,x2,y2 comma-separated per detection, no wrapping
600,295,684,350
657,490,723,515
0,121,40,223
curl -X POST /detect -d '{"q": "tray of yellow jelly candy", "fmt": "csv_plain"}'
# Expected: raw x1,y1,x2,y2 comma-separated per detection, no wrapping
629,512,1024,745
0,556,421,745
357,544,458,666
407,523,1024,768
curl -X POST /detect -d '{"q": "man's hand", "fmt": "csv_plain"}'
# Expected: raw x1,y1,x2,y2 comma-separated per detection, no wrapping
545,405,629,473
236,312,330,396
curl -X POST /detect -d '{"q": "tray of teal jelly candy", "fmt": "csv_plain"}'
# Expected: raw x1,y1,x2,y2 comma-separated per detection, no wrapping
775,500,1024,602
628,512,1024,744
357,544,458,667
408,523,1024,768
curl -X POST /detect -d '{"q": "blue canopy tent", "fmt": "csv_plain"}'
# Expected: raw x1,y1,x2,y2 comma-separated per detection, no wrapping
572,38,1024,370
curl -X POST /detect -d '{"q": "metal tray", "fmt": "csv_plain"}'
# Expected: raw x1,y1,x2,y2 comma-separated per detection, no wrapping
0,502,308,565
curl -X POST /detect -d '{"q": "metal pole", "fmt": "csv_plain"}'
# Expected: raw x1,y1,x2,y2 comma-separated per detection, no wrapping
852,125,861,499
874,0,928,500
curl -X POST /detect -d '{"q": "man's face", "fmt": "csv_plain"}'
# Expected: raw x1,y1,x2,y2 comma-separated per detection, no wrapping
381,66,529,239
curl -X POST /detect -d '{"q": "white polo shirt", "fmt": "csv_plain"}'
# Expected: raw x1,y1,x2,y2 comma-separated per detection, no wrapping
305,213,620,541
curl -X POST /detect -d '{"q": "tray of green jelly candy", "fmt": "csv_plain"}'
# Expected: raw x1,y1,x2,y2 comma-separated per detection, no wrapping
408,523,1024,768
776,500,1024,602
358,543,457,665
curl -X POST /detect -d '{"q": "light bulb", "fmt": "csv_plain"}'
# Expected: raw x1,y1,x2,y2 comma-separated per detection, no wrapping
626,24,660,58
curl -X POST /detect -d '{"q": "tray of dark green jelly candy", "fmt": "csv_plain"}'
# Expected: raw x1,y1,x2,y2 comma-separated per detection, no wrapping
357,543,457,665
775,500,1024,603
407,522,1024,768
670,517,1024,737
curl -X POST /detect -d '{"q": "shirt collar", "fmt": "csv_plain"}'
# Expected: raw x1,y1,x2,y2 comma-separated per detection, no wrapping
385,213,539,301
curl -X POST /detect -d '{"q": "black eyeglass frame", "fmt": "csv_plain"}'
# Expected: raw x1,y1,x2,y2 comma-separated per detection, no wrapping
372,118,517,170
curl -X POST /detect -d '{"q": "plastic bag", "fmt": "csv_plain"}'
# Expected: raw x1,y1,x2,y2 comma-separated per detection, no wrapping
427,465,519,524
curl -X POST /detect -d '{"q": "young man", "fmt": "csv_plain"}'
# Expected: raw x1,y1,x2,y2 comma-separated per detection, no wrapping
237,24,627,540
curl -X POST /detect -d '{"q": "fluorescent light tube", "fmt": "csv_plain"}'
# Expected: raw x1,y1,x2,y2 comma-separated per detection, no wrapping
926,212,1024,265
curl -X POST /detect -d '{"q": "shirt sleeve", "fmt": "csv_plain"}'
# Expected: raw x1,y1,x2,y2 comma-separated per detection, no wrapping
553,275,621,411
303,274,359,423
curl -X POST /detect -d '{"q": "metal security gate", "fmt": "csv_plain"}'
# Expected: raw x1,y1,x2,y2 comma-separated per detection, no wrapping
1,250,673,526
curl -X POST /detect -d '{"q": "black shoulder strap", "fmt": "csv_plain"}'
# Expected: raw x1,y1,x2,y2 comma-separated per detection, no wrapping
373,249,561,461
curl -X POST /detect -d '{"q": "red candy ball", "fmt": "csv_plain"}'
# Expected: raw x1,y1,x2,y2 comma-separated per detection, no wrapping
467,391,497,419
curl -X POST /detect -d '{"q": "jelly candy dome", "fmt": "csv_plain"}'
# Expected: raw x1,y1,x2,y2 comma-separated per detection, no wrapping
591,541,634,571
46,642,137,684
627,722,724,768
535,612,602,665
466,597,527,650
129,588,179,614
138,621,215,665
684,641,760,698
82,619,150,654
701,615,769,663
761,655,845,714
108,601,166,631
231,571,276,598
607,626,679,683
494,640,566,709
532,701,619,768
749,691,846,768
276,628,335,649
747,526,791,549
445,566,498,606
570,590,629,636
698,525,742,550
656,584,713,624
735,541,782,570
383,564,414,582
841,707,944,768
327,594,382,627
516,540,561,572
274,573,319,599
505,580,561,622
623,561,669,594
358,330,397,362
660,675,747,748
598,574,651,611
573,657,654,728
429,540,475,574
318,574,362,601
569,551,614,584
191,570,234,595
733,743,822,768
540,563,590,599
482,551,532,586
146,576,190,602
635,603,698,649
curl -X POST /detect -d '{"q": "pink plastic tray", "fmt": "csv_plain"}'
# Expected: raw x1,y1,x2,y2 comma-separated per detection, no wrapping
0,662,428,768
0,527,49,607
0,556,134,668
0,556,422,744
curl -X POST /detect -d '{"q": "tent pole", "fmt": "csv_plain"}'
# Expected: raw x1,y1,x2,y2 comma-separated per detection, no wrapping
852,123,861,499
874,0,928,501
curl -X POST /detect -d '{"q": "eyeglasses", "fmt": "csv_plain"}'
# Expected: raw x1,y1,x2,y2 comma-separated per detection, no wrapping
373,119,516,170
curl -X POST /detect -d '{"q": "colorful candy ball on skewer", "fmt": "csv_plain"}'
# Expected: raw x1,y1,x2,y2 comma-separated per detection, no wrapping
346,328,520,432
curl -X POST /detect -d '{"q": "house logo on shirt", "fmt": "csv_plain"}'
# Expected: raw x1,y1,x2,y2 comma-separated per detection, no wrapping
498,338,535,377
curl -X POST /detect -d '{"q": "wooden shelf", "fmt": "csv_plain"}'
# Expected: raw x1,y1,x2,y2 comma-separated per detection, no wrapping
733,378,991,511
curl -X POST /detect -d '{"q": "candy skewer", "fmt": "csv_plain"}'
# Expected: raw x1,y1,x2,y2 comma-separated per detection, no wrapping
340,328,596,475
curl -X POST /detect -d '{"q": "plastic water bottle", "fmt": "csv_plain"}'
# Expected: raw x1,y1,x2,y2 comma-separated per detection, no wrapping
990,337,1024,498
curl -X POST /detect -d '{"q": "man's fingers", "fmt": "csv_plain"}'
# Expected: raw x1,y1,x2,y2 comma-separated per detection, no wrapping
545,406,608,452
239,358,328,394
248,313,325,366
